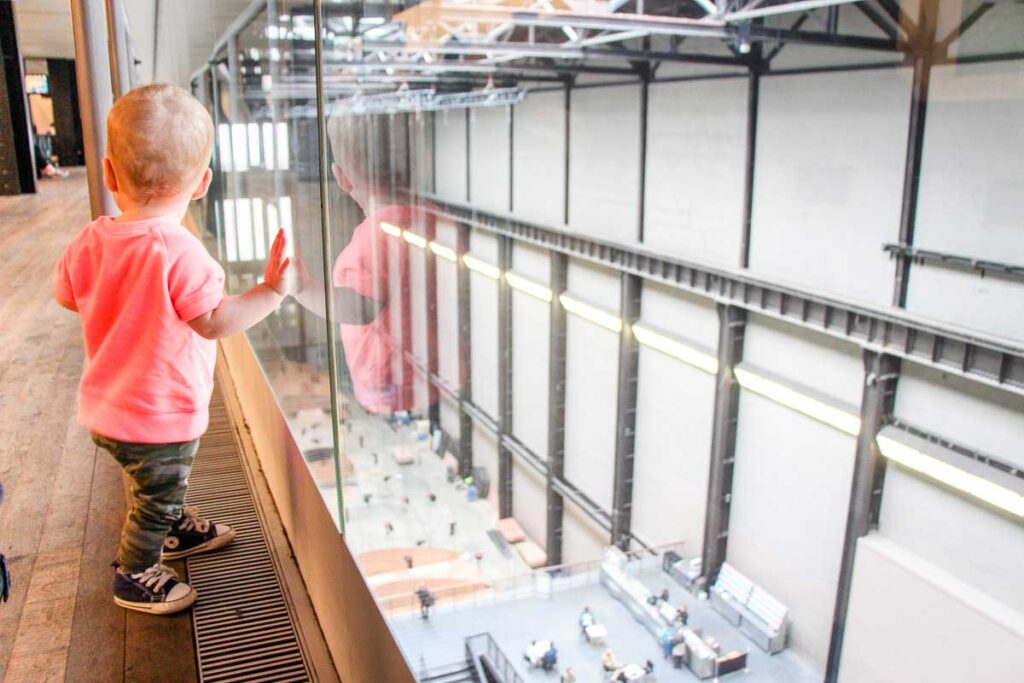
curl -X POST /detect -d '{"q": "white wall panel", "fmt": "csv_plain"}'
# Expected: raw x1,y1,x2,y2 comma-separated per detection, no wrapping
878,466,1024,614
469,229,499,263
512,292,550,459
895,364,1024,470
469,106,511,214
512,242,550,285
567,259,620,310
640,282,719,350
906,60,1024,339
512,462,548,548
563,316,618,511
473,423,500,511
562,501,609,565
440,395,460,441
436,257,460,388
512,90,566,227
568,85,642,243
631,349,715,550
839,536,1024,683
435,109,467,202
749,68,912,305
470,273,499,417
644,77,748,266
728,392,855,669
744,314,863,406
411,112,434,195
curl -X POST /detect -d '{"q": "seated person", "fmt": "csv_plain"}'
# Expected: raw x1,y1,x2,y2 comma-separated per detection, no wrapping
601,650,620,673
644,659,655,674
541,643,558,671
676,606,688,625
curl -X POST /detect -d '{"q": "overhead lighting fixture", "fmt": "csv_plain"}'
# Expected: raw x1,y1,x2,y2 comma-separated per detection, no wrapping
339,85,526,114
877,434,1024,519
379,221,402,238
429,242,457,262
505,272,553,303
734,366,861,436
632,324,718,375
402,231,428,249
463,254,501,280
559,294,622,333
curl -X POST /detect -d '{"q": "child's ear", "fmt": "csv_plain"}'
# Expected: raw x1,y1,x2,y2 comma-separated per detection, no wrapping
190,167,213,200
102,157,119,194
331,162,352,193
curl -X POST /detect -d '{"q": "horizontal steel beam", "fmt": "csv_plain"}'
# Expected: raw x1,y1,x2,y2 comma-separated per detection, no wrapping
883,243,1024,282
424,199,1024,397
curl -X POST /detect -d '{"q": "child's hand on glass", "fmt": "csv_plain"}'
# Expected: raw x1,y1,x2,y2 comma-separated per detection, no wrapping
264,229,293,297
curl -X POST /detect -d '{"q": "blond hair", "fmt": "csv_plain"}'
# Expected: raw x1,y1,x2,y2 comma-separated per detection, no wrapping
327,109,410,202
107,83,213,201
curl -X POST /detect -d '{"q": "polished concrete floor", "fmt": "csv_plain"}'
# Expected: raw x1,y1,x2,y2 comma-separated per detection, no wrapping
391,565,822,683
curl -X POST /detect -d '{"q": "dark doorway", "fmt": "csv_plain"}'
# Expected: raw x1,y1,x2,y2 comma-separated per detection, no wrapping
45,59,84,167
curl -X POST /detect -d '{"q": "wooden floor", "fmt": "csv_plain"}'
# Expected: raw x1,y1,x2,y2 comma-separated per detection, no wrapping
0,171,196,682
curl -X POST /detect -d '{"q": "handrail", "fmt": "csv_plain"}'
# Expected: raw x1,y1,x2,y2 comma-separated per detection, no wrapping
465,633,524,683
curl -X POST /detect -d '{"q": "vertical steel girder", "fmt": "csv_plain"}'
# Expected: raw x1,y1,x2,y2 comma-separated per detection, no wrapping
497,234,514,519
425,215,441,430
824,351,900,682
611,274,642,549
702,304,746,584
546,252,569,565
739,67,760,268
456,223,474,478
892,0,939,307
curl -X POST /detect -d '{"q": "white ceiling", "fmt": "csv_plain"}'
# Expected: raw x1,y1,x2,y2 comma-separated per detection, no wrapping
11,0,252,85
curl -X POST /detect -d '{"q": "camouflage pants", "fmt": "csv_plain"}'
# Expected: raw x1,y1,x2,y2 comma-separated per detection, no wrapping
92,433,199,573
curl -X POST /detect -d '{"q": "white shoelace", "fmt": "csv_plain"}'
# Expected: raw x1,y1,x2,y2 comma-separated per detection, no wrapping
178,505,211,534
130,564,177,593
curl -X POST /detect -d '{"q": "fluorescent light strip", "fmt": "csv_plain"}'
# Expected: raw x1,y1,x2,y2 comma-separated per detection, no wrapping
877,435,1024,518
632,323,718,374
429,241,457,262
734,367,861,436
402,231,428,249
559,294,622,333
379,221,403,238
505,272,553,303
463,254,501,280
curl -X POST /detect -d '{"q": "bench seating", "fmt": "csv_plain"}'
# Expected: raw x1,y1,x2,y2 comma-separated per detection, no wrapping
709,563,789,653
740,586,788,654
709,563,753,626
514,540,548,569
495,517,526,544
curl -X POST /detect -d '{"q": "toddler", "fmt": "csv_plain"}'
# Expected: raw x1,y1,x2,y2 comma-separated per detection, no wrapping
54,84,291,615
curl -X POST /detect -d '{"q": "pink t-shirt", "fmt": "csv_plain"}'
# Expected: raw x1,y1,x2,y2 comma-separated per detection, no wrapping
334,205,436,414
54,215,225,443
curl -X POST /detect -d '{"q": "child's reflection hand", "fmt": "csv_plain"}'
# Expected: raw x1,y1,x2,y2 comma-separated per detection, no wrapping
264,228,293,297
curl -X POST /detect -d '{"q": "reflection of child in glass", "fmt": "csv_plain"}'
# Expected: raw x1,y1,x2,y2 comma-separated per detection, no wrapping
54,84,293,615
295,112,436,414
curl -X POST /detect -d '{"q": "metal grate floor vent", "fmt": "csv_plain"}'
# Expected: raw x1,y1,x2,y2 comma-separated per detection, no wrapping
186,388,313,683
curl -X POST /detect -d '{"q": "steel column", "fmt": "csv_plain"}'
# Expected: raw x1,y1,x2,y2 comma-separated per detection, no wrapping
104,0,130,99
701,304,746,584
739,52,762,267
70,0,117,217
546,252,569,565
892,0,939,307
824,351,899,681
457,222,474,478
497,234,514,519
426,213,441,431
611,274,642,549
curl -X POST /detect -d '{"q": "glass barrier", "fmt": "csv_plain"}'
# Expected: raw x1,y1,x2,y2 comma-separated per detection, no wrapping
191,2,1024,681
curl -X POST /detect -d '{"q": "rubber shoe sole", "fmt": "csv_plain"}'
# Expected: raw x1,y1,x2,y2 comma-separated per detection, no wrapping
162,527,237,561
114,587,197,615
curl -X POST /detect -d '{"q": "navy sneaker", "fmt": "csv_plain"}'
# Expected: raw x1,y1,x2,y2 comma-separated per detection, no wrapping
162,506,236,560
113,563,196,615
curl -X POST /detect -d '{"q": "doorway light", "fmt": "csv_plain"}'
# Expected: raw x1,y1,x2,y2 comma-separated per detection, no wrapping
734,366,861,436
505,272,552,303
463,254,501,280
429,242,457,262
632,324,718,375
559,294,622,333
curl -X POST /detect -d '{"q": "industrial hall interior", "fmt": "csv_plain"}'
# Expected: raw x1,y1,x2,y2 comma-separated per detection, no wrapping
0,0,1021,682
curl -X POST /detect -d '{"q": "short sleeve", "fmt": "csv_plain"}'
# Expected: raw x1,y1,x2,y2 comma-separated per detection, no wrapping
333,222,387,300
53,248,75,305
168,235,225,321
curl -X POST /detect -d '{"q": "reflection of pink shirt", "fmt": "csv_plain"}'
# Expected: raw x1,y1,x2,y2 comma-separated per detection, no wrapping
54,216,225,443
333,206,434,414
